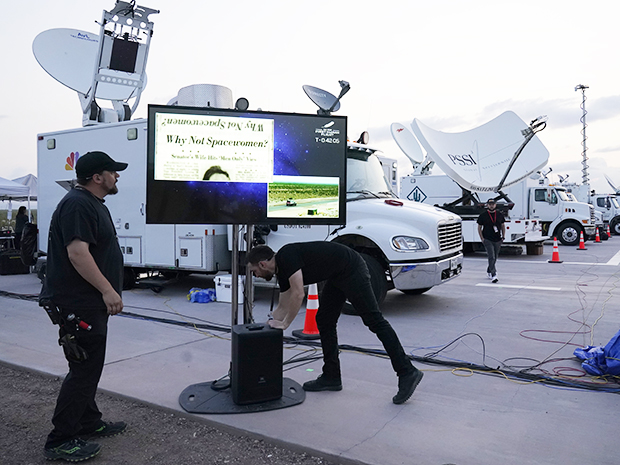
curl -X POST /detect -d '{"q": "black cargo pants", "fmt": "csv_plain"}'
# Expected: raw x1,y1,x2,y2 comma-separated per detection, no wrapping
45,307,109,448
314,254,413,380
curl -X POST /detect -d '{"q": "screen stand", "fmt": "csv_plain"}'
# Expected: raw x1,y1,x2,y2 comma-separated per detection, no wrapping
179,225,305,414
230,225,241,326
243,224,254,323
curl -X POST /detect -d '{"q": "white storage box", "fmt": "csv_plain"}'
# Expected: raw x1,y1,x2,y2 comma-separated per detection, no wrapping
215,274,244,303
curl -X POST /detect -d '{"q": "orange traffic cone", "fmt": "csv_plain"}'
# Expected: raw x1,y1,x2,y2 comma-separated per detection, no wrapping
607,224,612,238
576,231,587,250
548,237,563,263
595,228,601,243
292,283,321,340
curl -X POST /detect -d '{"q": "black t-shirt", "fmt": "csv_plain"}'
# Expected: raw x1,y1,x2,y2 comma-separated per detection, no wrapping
477,208,505,242
43,187,123,309
275,242,358,292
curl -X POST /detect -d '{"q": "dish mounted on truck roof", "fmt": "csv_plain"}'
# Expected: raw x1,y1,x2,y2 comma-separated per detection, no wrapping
411,111,549,193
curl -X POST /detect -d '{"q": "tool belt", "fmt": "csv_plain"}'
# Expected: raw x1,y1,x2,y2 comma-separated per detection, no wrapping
40,298,89,363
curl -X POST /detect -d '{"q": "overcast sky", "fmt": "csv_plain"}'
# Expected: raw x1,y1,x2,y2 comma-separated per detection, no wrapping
2,0,619,194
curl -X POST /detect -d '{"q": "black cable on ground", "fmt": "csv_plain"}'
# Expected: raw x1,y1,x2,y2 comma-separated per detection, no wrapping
0,290,39,301
4,291,619,394
120,310,620,393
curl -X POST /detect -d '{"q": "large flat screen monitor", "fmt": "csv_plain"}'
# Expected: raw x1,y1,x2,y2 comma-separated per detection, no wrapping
146,105,347,225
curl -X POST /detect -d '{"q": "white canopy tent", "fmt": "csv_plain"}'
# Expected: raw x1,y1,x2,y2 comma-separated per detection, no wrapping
0,177,30,200
11,174,37,201
0,176,35,224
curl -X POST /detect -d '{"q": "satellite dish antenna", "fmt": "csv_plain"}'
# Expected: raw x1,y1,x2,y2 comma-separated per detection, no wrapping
605,174,620,194
33,28,146,101
411,111,549,193
32,2,158,126
303,80,350,115
303,85,340,113
390,122,424,165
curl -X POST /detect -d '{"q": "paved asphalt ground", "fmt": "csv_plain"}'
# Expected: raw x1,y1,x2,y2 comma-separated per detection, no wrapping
1,238,620,465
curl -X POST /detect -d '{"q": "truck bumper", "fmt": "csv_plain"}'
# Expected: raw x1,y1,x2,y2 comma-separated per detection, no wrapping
390,253,463,290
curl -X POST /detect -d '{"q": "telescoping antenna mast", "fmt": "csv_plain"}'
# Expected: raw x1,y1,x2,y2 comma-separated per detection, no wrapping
575,84,589,184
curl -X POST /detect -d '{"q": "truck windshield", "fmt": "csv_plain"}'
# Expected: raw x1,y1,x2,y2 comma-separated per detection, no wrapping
555,189,570,202
346,152,394,200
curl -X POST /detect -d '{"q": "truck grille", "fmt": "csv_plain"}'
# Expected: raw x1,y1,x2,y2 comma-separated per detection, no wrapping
438,222,462,252
589,205,596,224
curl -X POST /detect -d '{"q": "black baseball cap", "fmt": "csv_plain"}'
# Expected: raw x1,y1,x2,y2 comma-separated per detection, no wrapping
487,198,496,204
76,151,128,179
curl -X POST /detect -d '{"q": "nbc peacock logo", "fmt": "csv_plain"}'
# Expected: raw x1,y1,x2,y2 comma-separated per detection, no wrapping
65,152,79,171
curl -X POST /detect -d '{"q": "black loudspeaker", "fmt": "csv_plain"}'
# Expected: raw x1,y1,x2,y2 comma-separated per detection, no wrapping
231,323,283,405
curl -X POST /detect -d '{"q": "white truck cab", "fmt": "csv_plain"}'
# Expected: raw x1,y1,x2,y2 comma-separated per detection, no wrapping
562,181,620,236
258,142,463,302
522,183,596,245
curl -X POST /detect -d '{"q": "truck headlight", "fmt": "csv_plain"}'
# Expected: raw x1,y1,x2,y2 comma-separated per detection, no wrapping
392,236,429,251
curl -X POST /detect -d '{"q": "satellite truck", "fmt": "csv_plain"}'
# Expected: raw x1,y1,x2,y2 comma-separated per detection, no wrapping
558,174,620,236
33,1,464,304
392,112,596,250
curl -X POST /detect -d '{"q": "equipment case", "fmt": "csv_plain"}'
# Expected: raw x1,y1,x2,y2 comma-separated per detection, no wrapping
0,250,30,275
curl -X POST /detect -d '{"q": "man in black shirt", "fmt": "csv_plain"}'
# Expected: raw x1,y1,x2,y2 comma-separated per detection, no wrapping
477,198,506,283
247,242,423,405
41,151,128,462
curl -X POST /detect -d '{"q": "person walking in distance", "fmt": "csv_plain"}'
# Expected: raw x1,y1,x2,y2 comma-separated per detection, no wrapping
246,241,423,405
477,198,505,283
41,151,128,462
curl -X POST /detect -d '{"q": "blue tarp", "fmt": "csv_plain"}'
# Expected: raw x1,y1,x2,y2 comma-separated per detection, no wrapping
574,329,620,376
187,287,216,303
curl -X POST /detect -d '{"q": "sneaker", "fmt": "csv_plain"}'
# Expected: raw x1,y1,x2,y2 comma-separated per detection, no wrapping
487,273,493,280
303,375,342,392
44,438,101,462
393,368,424,404
80,421,127,439
492,275,498,283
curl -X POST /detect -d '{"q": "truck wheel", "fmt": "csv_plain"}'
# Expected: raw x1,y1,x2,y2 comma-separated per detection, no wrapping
611,219,620,235
400,287,432,295
556,223,581,246
342,253,388,315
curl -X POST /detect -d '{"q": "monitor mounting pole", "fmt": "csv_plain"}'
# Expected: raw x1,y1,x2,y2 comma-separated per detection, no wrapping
230,225,255,328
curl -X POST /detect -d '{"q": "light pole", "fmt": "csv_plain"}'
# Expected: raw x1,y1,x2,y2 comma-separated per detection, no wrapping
575,84,589,184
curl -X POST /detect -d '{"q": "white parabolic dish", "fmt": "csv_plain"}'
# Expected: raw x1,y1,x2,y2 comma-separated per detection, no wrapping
390,122,424,164
411,111,549,192
32,28,146,101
